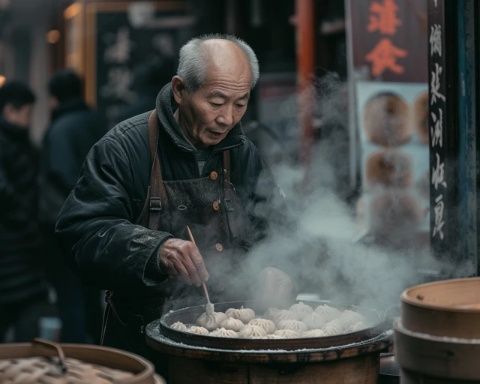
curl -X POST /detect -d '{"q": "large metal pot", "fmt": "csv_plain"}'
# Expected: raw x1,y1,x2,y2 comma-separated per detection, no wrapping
146,301,391,384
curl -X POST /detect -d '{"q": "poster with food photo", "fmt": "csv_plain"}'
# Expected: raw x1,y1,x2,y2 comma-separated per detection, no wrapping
355,81,429,249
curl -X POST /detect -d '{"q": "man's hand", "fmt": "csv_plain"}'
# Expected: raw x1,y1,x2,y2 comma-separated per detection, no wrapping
255,266,294,309
159,238,209,286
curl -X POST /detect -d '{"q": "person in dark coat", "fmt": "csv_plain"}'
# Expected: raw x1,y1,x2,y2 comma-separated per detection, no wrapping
56,35,292,365
0,81,50,341
39,70,107,342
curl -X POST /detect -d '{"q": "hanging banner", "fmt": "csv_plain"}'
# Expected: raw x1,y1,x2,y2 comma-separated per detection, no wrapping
346,0,430,250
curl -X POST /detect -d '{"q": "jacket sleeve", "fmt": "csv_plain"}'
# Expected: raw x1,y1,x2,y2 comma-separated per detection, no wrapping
55,134,172,292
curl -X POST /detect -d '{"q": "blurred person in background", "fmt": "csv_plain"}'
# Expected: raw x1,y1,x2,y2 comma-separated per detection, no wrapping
39,69,107,342
0,81,50,341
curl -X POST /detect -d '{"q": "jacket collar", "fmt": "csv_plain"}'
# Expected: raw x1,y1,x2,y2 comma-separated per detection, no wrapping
155,83,246,153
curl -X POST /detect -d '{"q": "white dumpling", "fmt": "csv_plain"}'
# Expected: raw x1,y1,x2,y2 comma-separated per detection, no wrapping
303,312,329,329
209,327,238,338
225,307,256,323
322,320,345,336
196,311,227,330
302,329,327,338
220,317,244,332
338,309,367,328
277,319,308,333
248,318,276,334
238,324,267,338
272,309,298,324
186,326,209,335
289,302,314,320
273,329,300,338
314,304,342,322
170,321,188,332
345,321,367,333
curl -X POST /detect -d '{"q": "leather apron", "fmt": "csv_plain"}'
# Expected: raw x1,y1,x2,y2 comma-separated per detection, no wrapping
100,110,250,362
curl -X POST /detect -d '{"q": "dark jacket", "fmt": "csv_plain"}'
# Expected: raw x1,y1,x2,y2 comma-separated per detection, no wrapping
56,84,276,297
0,117,47,303
39,99,107,226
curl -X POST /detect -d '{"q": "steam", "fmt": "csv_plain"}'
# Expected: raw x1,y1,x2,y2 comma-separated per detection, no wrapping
235,73,445,315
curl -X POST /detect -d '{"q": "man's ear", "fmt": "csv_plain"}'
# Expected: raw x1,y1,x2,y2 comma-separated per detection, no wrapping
171,75,186,105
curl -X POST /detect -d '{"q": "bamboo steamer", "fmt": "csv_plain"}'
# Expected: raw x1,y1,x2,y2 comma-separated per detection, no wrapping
395,277,480,383
0,338,164,384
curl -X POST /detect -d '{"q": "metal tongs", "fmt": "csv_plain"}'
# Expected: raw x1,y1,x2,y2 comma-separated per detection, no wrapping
186,226,214,318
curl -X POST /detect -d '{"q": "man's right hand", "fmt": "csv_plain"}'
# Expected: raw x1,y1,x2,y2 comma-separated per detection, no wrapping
158,238,209,286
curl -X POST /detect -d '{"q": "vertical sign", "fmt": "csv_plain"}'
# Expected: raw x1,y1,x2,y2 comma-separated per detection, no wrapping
428,0,447,249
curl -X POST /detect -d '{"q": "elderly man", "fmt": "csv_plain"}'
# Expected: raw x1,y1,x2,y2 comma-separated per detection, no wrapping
56,35,291,359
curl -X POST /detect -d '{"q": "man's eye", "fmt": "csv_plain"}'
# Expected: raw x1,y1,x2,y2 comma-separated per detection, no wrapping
210,101,223,107
235,103,246,108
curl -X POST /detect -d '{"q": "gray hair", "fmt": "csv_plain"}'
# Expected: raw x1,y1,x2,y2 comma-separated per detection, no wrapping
177,34,259,92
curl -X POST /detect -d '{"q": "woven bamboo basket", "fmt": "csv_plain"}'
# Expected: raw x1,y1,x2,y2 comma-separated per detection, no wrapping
0,338,164,384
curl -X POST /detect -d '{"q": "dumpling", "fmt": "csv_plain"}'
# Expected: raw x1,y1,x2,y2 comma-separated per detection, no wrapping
271,309,298,324
314,304,342,322
209,327,238,338
273,329,300,338
170,321,188,332
277,319,307,333
220,317,244,332
186,326,209,335
302,329,327,338
303,312,329,329
338,309,367,328
322,320,345,336
248,318,276,334
289,302,314,320
225,307,256,323
238,324,267,338
196,311,227,330
345,321,367,333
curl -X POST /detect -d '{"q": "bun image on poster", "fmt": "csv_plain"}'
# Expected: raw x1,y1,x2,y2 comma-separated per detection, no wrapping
414,91,429,145
369,191,423,246
366,150,412,188
363,92,411,146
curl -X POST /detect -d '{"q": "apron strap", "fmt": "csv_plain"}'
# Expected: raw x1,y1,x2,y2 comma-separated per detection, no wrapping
137,110,167,228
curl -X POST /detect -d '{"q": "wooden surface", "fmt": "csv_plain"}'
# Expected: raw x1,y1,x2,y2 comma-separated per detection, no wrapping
167,354,379,384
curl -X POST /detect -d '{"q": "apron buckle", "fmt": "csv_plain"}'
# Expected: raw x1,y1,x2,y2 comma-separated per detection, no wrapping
149,197,163,211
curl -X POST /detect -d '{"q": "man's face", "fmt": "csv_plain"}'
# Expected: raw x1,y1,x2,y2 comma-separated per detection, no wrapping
3,103,33,129
173,51,252,147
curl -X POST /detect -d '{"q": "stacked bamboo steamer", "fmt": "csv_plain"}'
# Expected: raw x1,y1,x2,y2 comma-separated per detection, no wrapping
395,277,480,383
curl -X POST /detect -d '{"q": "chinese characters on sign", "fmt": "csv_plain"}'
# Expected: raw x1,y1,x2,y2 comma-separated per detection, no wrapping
429,8,446,241
365,0,407,77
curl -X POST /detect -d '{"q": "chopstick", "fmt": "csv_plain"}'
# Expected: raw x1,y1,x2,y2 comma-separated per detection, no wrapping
186,225,212,305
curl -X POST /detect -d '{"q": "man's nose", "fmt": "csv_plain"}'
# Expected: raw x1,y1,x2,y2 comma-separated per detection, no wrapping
217,105,234,126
